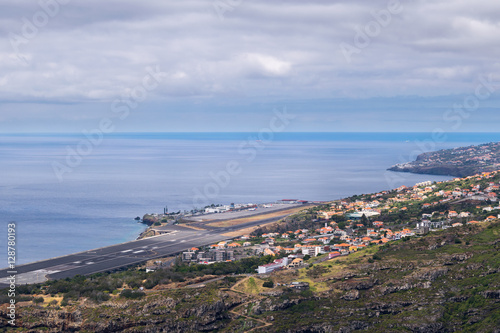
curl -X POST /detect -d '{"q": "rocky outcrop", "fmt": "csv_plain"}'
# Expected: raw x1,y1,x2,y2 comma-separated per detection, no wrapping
338,279,377,291
481,290,500,299
4,221,499,333
252,297,300,315
9,292,242,333
379,281,432,295
410,267,449,281
341,290,359,301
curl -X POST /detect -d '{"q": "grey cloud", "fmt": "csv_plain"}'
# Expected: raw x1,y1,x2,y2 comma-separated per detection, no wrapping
0,0,499,132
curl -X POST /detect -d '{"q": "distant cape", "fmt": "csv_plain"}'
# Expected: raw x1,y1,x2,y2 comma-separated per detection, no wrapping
388,142,500,177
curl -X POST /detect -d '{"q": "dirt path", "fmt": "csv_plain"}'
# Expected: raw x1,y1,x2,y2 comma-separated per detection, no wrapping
228,276,273,332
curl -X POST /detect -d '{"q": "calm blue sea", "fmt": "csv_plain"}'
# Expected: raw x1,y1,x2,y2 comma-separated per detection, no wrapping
2,132,500,265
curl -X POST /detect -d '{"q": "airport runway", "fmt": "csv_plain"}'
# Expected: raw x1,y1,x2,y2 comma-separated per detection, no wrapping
0,205,310,286
0,226,228,286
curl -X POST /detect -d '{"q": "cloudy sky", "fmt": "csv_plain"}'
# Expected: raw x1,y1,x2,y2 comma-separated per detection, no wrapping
1,0,499,132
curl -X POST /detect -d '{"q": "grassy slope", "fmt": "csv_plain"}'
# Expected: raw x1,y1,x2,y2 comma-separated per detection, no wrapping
254,220,500,332
7,221,499,332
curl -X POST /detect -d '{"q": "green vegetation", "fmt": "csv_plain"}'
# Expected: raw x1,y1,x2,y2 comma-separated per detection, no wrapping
3,167,499,332
174,255,275,276
265,220,500,332
1,256,276,307
388,141,500,177
120,289,146,299
3,224,498,331
142,214,159,226
32,297,44,304
262,280,274,288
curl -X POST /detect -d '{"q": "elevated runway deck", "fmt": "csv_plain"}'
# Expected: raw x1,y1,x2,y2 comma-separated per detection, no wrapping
0,227,228,286
0,204,311,286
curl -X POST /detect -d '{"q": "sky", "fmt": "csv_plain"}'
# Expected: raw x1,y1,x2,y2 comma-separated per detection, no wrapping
0,0,499,133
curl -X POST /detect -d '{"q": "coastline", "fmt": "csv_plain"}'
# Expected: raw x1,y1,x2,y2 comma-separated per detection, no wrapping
6,133,492,265
387,167,459,178
388,141,500,178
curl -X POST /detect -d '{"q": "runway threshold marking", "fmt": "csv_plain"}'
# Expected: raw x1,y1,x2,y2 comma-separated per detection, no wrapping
13,232,229,281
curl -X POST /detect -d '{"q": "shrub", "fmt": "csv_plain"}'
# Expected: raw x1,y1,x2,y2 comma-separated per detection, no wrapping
17,295,34,302
33,297,44,304
224,276,237,284
306,265,328,279
263,281,274,288
88,291,111,303
120,289,146,299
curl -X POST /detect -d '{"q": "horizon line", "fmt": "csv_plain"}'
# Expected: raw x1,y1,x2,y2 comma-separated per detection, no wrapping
2,131,500,135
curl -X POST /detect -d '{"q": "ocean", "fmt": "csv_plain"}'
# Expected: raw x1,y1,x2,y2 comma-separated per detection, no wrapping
2,132,500,265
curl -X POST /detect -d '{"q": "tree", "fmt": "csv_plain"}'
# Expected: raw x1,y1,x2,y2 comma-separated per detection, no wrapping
361,214,368,226
263,280,274,288
33,297,44,304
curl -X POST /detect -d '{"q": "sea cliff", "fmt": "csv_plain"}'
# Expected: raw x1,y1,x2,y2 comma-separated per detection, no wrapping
388,142,500,177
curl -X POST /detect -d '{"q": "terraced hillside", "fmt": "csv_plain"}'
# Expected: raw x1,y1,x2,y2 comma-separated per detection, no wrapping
2,219,499,332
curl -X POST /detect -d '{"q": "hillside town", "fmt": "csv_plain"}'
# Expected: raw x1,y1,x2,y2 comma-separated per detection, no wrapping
181,170,500,274
389,141,500,177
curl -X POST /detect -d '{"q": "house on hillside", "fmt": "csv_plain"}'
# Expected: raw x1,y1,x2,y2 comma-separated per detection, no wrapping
287,258,304,268
257,257,289,274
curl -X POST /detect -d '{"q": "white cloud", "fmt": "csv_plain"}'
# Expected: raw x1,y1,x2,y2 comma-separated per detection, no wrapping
0,0,499,131
241,53,292,77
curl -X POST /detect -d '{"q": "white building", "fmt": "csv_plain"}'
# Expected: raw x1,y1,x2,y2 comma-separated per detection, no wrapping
347,210,380,218
257,257,289,274
205,207,228,213
301,246,325,257
415,180,432,187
